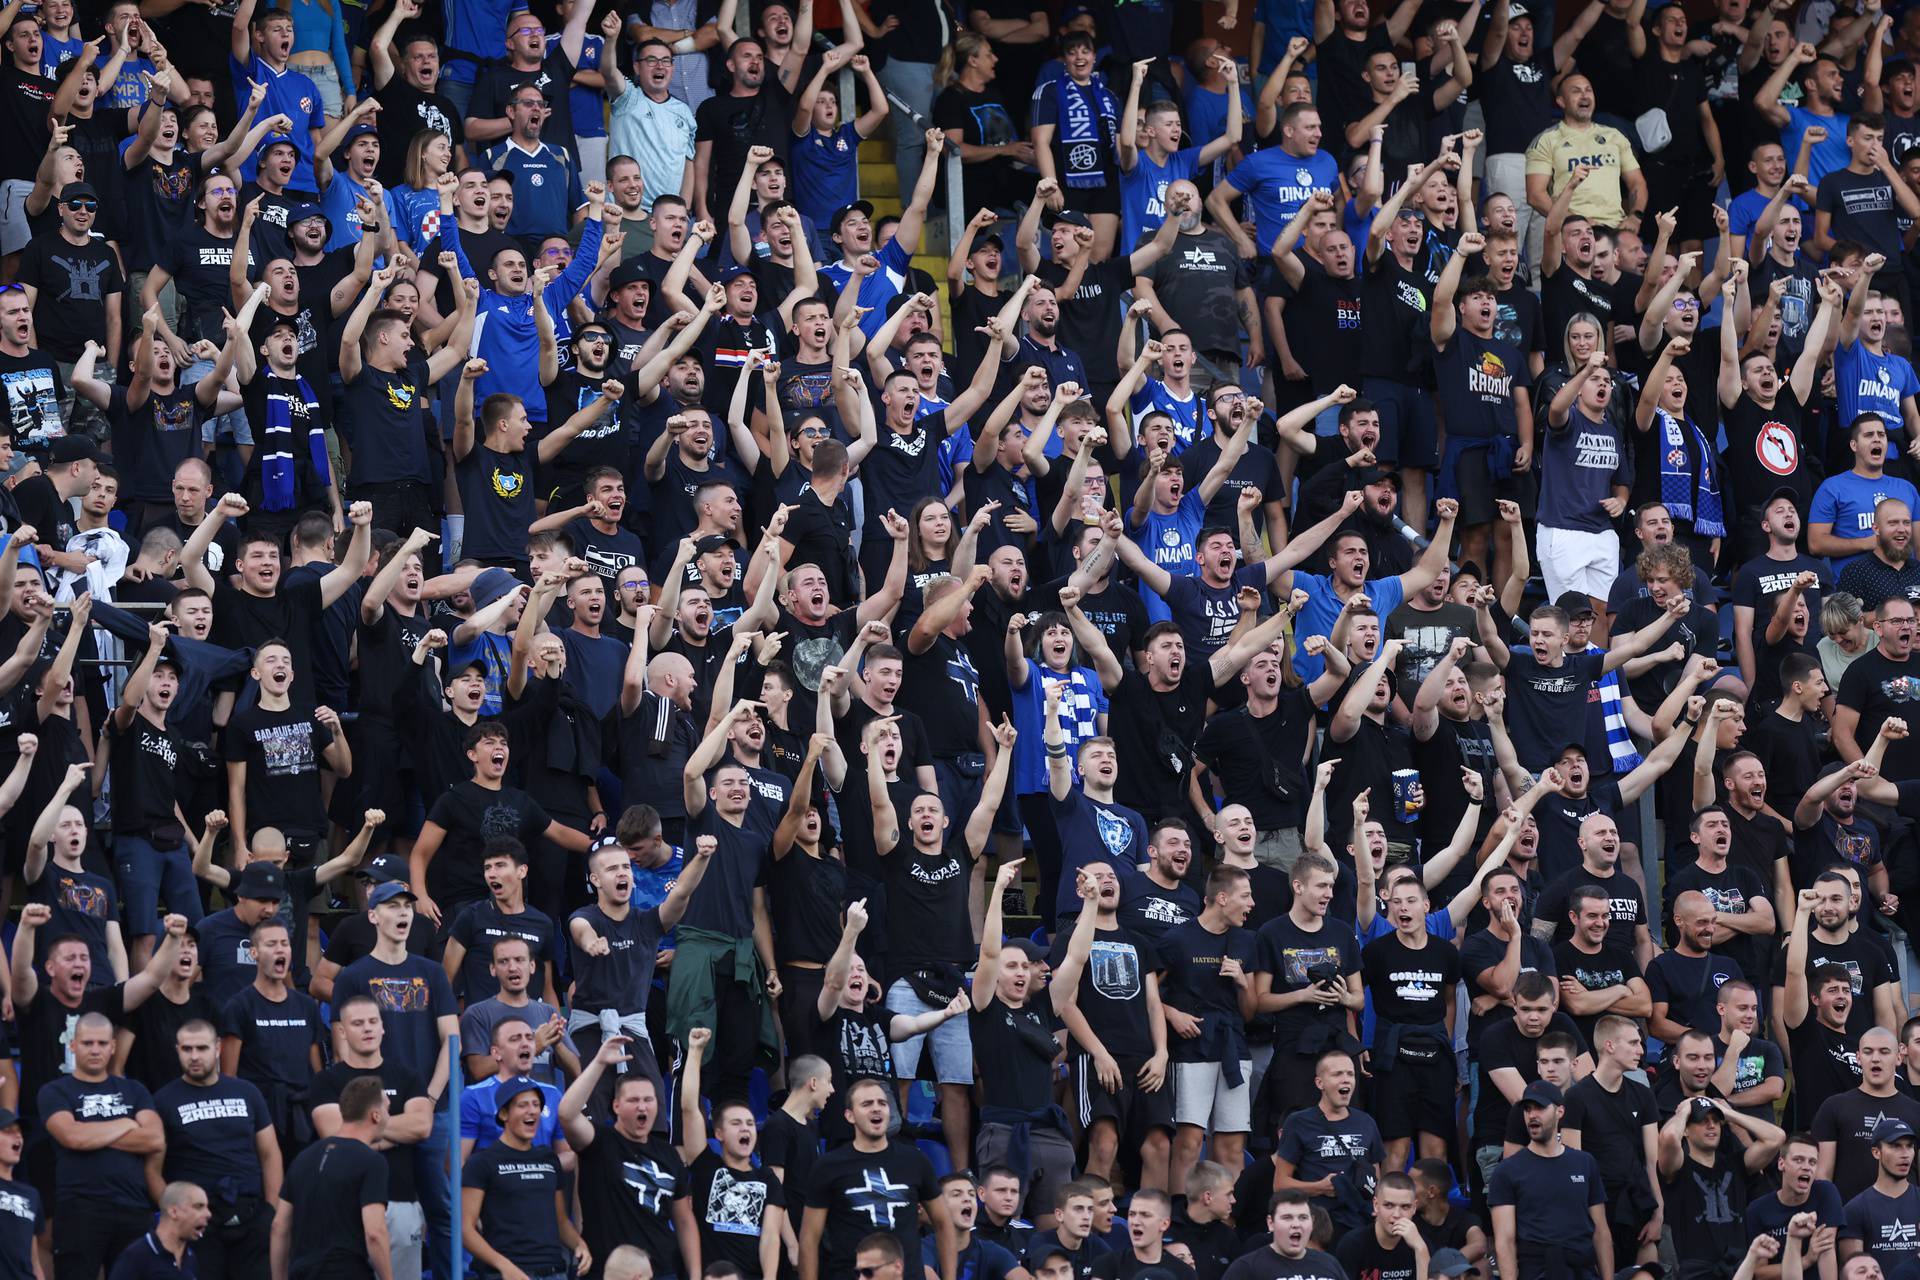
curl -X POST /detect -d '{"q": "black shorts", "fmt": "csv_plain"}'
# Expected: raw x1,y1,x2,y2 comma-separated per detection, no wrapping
1059,179,1120,217
1071,1051,1175,1138
1452,444,1537,528
1369,1047,1458,1142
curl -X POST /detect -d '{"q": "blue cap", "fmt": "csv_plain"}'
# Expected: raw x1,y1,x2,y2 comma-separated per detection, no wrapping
493,1075,544,1121
719,264,754,285
367,880,417,908
340,123,378,147
288,202,330,231
1875,1117,1918,1145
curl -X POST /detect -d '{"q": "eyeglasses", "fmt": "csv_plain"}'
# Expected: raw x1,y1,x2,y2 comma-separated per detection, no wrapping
639,54,674,65
539,245,568,258
61,199,95,211
511,24,543,37
1672,298,1700,311
512,98,547,110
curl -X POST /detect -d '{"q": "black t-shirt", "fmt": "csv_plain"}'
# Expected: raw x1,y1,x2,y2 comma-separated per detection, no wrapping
1813,1087,1920,1200
109,382,204,507
1256,914,1360,1049
0,352,65,443
1360,930,1458,1057
210,576,327,706
1220,1246,1350,1280
1485,1146,1606,1258
567,903,663,1016
307,1059,428,1202
689,1148,786,1273
885,834,978,971
1837,649,1920,780
971,995,1058,1110
120,988,216,1096
1561,1073,1659,1191
932,86,1023,212
0,65,55,183
681,806,773,938
1664,1142,1751,1273
422,783,553,912
1047,922,1160,1062
1360,253,1433,386
1334,1228,1420,1280
223,702,334,837
446,900,558,1003
16,232,123,362
1109,664,1215,819
1037,259,1133,388
694,84,794,219
457,443,536,566
1788,1015,1863,1123
1771,930,1897,1040
805,1140,939,1279
1158,919,1258,1064
218,985,325,1094
281,1136,389,1280
1663,860,1773,982
374,79,463,185
463,1141,567,1278
576,1123,686,1277
343,355,437,486
1473,1012,1586,1144
104,709,186,838
162,225,250,345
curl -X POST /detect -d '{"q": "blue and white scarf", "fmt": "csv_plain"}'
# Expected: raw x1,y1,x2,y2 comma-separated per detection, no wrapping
1051,74,1119,189
1654,407,1725,538
262,375,328,512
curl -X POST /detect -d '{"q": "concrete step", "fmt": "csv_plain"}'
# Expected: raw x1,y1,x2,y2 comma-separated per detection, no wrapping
860,162,900,200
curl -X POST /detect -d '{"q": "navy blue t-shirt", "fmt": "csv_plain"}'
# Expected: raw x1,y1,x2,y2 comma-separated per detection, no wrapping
153,1074,274,1205
36,1073,156,1205
218,985,327,1094
462,1141,566,1278
0,1176,39,1276
1050,788,1151,923
331,955,457,1094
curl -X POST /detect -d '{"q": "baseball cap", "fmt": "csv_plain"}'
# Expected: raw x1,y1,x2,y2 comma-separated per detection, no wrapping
46,437,100,467
368,881,418,908
693,534,735,557
1352,465,1400,488
264,312,301,335
718,264,755,285
1875,1117,1918,1144
356,853,410,883
1025,1243,1077,1270
493,1075,544,1121
1507,1,1529,15
340,123,378,148
288,202,331,232
1520,1080,1564,1108
1433,1251,1474,1278
830,199,875,234
261,133,298,155
970,232,1006,256
1686,1096,1721,1124
1049,209,1093,230
608,259,652,292
1763,485,1799,508
1554,741,1589,761
0,1109,21,1131
1551,590,1596,619
57,182,97,203
234,861,286,902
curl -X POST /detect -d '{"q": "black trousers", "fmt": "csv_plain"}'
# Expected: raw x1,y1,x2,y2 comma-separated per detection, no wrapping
53,1199,154,1280
195,1198,274,1280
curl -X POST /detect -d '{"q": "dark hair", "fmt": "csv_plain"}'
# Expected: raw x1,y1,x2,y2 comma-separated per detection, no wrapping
337,1076,387,1122
483,836,527,865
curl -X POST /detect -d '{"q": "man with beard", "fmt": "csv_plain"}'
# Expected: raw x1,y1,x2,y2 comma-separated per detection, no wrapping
1490,1082,1612,1280
466,7,587,155
1222,1190,1345,1280
152,1018,280,1278
693,38,791,225
1834,596,1920,774
568,838,710,1113
1550,886,1652,1047
1812,419,1920,574
1734,492,1834,694
140,170,250,356
1839,498,1920,612
1118,822,1203,942
1648,891,1747,1045
1777,872,1900,1041
1133,183,1261,395
1657,1095,1786,1278
606,35,697,216
1052,864,1172,1194
1665,806,1778,982
801,1077,954,1280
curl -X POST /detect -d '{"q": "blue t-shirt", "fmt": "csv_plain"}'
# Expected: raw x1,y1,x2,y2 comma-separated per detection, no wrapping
819,237,913,338
229,55,326,193
1782,105,1852,185
1222,146,1340,252
320,170,403,253
1727,186,1809,240
1810,470,1920,569
460,1077,565,1151
1132,491,1209,621
1120,145,1202,252
41,34,82,76
482,141,587,240
443,0,517,79
1052,788,1152,923
792,123,863,231
1291,572,1410,683
1181,82,1251,172
1130,379,1201,453
1834,338,1920,432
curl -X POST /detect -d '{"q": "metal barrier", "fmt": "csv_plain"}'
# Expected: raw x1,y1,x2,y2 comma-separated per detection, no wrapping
449,1029,464,1280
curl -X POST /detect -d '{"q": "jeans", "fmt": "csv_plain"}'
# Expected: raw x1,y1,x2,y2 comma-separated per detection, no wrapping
115,830,205,936
877,59,937,213
440,73,476,129
414,1105,455,1280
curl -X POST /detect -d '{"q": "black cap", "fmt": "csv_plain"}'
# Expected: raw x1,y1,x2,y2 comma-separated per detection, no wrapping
1551,590,1596,619
1763,485,1799,508
356,852,410,883
264,312,301,335
57,182,97,203
971,232,1006,256
608,260,652,291
1553,741,1589,761
1686,1096,1721,1124
1352,465,1400,488
692,534,735,557
233,861,286,901
1025,1242,1077,1270
1520,1080,1564,1108
1049,209,1093,230
830,200,875,234
0,1108,20,1130
46,437,100,467
1612,1267,1666,1280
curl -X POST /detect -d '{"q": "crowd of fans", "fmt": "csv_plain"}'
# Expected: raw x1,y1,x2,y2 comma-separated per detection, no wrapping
4,0,1920,1277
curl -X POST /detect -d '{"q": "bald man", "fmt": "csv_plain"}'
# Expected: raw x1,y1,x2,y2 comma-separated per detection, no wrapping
1814,1026,1920,1199
1134,177,1264,393
604,1243,655,1280
41,1009,167,1278
1532,811,1656,966
618,647,700,848
111,1181,212,1275
1646,892,1746,1046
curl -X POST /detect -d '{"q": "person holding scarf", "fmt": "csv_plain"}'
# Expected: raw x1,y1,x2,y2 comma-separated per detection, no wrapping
1635,334,1726,572
1030,31,1122,262
233,305,340,549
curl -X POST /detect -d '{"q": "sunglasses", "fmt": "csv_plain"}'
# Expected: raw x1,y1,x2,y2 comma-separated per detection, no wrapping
797,425,830,438
61,198,96,211
578,332,612,344
856,1270,887,1279
0,284,25,295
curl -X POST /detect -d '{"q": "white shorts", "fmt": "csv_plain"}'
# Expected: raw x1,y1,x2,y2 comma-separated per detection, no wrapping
0,179,34,256
1538,525,1621,604
1172,1059,1253,1133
